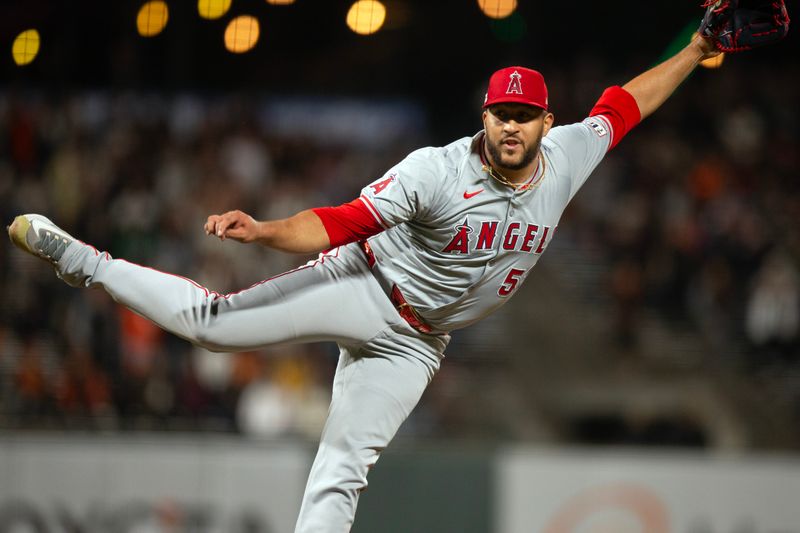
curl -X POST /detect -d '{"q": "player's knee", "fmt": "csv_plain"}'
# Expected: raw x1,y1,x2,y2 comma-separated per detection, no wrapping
179,301,231,352
191,329,228,352
183,318,225,351
331,439,380,485
310,448,371,499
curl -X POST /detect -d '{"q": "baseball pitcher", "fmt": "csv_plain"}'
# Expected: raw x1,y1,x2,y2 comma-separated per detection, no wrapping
6,3,789,530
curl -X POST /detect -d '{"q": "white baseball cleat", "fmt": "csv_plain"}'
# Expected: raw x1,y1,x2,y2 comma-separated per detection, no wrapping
7,214,76,265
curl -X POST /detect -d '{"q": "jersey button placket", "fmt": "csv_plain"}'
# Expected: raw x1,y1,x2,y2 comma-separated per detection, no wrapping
506,195,516,220
504,195,514,217
490,197,514,268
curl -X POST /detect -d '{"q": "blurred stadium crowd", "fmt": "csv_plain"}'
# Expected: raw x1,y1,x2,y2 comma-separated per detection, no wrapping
0,89,415,437
569,60,799,368
0,59,798,445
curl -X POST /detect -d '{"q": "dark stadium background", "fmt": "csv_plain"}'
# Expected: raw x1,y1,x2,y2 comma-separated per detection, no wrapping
2,0,797,139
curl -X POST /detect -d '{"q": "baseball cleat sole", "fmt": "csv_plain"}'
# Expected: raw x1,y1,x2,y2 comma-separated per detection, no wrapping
8,214,34,254
7,213,75,264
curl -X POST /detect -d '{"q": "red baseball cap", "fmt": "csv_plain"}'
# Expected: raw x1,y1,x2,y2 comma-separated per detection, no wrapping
483,66,548,110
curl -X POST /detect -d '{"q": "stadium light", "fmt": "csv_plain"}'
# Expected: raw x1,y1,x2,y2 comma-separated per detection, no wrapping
198,0,232,20
137,1,169,37
12,29,40,66
478,0,517,19
266,0,296,4
346,0,386,35
225,15,260,53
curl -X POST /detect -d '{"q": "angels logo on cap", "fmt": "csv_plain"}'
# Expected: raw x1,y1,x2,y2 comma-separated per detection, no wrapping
506,71,523,95
483,66,548,110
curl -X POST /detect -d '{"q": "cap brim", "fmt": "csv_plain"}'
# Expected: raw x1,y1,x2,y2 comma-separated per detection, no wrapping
483,96,547,110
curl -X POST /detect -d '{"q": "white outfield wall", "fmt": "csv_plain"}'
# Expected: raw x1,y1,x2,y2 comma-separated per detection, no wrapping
496,448,800,533
0,436,312,533
3,437,800,532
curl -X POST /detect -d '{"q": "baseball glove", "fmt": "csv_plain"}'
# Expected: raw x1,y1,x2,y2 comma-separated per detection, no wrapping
699,0,790,52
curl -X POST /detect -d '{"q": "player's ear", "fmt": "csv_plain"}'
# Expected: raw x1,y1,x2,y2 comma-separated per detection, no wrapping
542,112,555,136
482,110,488,126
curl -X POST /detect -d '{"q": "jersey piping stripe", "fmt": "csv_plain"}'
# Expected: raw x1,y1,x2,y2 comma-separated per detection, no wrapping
80,240,111,262
81,239,342,302
81,239,222,298
118,259,216,297
211,246,342,300
359,195,389,229
589,85,641,150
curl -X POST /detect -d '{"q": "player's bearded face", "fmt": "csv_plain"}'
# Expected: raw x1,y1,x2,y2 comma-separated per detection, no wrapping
484,104,551,172
486,128,542,171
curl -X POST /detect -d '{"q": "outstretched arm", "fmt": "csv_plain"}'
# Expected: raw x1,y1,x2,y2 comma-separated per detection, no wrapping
205,196,387,254
622,35,720,120
205,209,330,254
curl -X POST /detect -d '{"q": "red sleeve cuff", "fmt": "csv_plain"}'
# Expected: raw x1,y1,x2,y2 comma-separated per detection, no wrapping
312,197,385,248
589,86,642,150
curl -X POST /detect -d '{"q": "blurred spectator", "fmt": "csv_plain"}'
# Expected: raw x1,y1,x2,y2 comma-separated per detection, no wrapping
236,347,330,439
746,250,800,366
610,258,644,348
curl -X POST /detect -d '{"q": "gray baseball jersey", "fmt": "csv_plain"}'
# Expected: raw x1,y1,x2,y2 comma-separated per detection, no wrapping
361,116,613,332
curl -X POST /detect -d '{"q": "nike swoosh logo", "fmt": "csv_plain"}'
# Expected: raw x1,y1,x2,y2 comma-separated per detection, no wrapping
463,188,484,199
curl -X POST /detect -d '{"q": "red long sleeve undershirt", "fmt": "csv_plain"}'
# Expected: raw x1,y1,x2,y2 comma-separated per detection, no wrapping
312,196,385,248
589,85,642,150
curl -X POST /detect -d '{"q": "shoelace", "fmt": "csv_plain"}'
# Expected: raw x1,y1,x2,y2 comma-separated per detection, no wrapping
39,230,70,262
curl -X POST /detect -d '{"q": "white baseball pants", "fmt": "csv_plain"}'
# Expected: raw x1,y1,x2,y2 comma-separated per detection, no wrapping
57,241,449,533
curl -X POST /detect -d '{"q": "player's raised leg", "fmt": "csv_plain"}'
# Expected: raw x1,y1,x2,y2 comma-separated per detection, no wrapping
7,213,395,352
